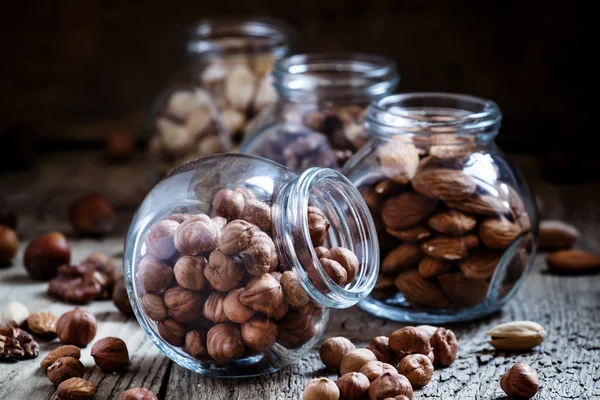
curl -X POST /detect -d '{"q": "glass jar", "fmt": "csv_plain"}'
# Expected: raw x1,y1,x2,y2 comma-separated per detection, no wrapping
124,154,379,377
240,53,400,173
148,18,298,179
342,93,539,323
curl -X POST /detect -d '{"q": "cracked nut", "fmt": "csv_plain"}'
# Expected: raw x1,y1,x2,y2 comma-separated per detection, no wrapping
500,362,540,398
430,327,457,367
24,231,71,281
368,372,413,400
397,353,433,388
40,345,81,368
359,360,398,382
206,324,246,364
119,388,159,400
319,336,356,371
487,320,546,351
26,311,58,338
340,348,378,375
388,326,431,359
56,377,95,400
336,372,370,400
91,337,130,372
303,378,339,400
56,308,97,347
366,336,395,365
47,356,84,385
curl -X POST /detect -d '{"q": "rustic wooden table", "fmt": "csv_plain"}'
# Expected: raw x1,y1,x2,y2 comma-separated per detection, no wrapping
1,151,599,399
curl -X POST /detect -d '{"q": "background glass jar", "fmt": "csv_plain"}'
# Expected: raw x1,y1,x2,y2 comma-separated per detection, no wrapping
240,53,399,173
342,93,539,323
124,154,379,377
148,18,298,179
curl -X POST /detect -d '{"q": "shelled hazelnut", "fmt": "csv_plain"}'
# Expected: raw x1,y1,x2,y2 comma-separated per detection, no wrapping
0,225,18,266
340,349,378,375
319,337,356,371
56,308,97,347
69,192,116,236
23,232,71,281
119,387,159,400
47,356,84,385
91,337,130,372
303,378,340,400
335,372,370,400
112,276,134,317
368,372,413,400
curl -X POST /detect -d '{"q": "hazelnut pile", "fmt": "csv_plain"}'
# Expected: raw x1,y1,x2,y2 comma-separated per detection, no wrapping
150,54,278,176
358,135,533,309
137,186,360,365
308,325,457,400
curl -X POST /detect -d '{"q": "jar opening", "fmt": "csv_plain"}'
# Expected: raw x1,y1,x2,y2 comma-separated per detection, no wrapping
365,93,502,143
273,53,399,103
274,168,379,308
187,18,296,59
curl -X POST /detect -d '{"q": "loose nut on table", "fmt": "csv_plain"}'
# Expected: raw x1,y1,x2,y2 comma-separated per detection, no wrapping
336,372,370,400
0,225,18,265
487,320,546,351
538,220,579,250
500,362,540,398
118,387,159,400
56,377,95,400
340,348,378,375
91,337,130,372
368,372,414,400
388,326,432,359
0,326,40,360
0,301,29,327
26,311,58,338
430,327,458,367
40,345,81,368
545,249,600,274
303,378,339,400
359,360,398,382
397,353,434,387
56,308,97,347
366,336,396,365
112,276,134,317
319,336,356,371
47,356,84,385
23,231,71,281
68,192,116,236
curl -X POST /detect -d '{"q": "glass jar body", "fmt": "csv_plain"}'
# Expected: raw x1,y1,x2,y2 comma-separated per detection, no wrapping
125,154,378,377
148,18,297,180
342,93,538,323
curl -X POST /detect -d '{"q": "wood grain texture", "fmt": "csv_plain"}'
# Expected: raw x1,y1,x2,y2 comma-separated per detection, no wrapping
1,153,599,399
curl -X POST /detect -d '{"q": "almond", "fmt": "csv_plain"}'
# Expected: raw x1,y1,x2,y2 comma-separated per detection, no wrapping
412,169,477,201
546,250,600,274
447,195,511,216
459,251,503,280
56,377,95,400
429,133,477,160
360,187,385,211
41,345,81,369
382,192,437,230
487,321,547,351
438,272,489,308
374,179,410,197
421,235,478,261
382,243,424,274
428,210,476,235
418,257,453,278
394,270,451,309
386,225,432,242
538,220,579,250
479,218,522,250
376,140,420,184
27,311,58,338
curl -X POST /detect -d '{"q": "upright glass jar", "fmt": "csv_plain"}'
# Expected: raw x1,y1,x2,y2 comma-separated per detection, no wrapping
240,53,400,173
343,93,538,323
148,18,298,179
124,154,379,377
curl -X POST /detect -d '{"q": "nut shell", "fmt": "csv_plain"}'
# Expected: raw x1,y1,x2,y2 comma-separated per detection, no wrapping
320,257,348,286
56,308,97,347
91,337,130,372
307,206,330,246
239,273,283,315
319,336,356,371
219,219,257,255
203,292,229,324
241,200,272,232
212,189,245,221
158,318,187,347
205,249,244,291
323,247,359,283
183,330,208,359
280,271,310,308
47,356,84,385
239,231,277,276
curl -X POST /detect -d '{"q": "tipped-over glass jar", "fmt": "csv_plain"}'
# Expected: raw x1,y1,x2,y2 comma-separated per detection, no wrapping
342,93,539,323
148,18,298,179
240,53,399,173
124,154,379,377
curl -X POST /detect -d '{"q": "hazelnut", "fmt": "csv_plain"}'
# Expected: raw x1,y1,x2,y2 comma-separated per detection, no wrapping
388,326,431,359
340,348,378,375
319,337,356,371
212,189,245,221
112,276,134,317
69,192,116,236
336,372,370,400
211,216,227,229
174,215,220,255
320,258,348,286
241,316,277,350
223,288,254,323
308,206,330,246
430,327,457,367
270,299,289,321
26,311,58,338
56,377,95,400
239,231,278,276
281,270,310,307
183,330,208,359
142,293,168,321
241,200,272,231
205,249,245,291
397,354,433,388
158,318,187,347
23,231,71,280
137,256,173,293
367,336,395,365
314,246,328,258
47,356,84,385
234,187,256,201
162,213,190,224
145,220,179,260
359,360,398,382
56,308,97,347
203,292,229,324
239,273,283,315
415,325,438,340
118,387,158,400
0,225,18,266
298,301,324,317
105,132,134,161
163,287,205,323
323,247,359,283
0,301,29,327
91,337,130,372
277,311,317,349
368,372,413,400
206,324,246,364
173,255,207,291
500,362,540,398
303,378,339,400
270,270,282,282
219,219,257,255
40,345,81,368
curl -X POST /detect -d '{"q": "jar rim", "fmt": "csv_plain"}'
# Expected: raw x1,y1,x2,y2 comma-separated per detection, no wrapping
187,17,297,59
272,52,400,102
366,92,502,139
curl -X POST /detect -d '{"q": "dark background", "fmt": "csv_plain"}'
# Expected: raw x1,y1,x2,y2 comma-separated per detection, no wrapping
0,1,593,181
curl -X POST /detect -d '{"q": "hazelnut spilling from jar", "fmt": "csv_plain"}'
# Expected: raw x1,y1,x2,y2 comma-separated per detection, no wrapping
136,186,361,367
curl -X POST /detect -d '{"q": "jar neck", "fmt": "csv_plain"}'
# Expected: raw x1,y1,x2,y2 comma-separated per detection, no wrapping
186,18,296,60
365,92,502,144
273,53,399,104
273,168,379,308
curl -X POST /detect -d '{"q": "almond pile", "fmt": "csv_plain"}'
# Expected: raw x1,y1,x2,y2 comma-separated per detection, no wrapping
360,135,533,309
